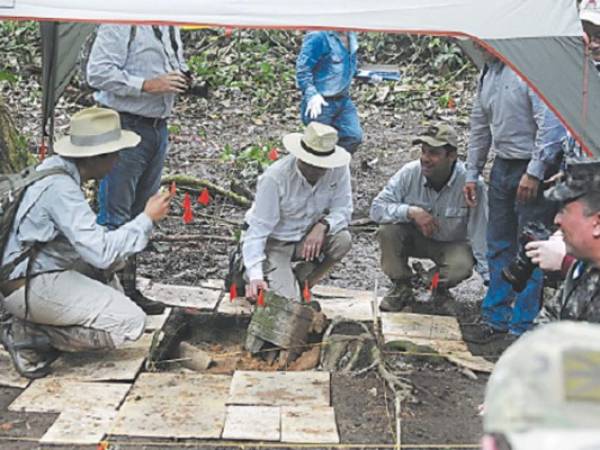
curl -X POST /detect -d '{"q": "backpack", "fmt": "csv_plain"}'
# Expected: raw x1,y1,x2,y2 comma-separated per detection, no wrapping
78,25,137,91
0,165,68,281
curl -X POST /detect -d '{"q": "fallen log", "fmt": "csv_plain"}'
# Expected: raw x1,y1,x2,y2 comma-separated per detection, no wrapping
161,173,251,207
153,233,236,243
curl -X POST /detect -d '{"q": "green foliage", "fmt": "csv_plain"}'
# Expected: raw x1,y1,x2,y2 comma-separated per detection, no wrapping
221,141,278,168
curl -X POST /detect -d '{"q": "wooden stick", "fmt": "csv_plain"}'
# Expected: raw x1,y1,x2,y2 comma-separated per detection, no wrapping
152,233,236,243
161,173,251,207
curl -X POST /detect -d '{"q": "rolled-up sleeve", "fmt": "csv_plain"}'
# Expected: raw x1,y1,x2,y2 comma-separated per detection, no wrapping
242,176,280,281
87,25,145,97
296,32,325,99
467,180,489,280
43,177,152,269
370,168,411,224
324,166,352,234
466,84,492,183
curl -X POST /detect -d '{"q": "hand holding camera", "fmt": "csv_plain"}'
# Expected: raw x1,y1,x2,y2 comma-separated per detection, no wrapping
525,232,566,272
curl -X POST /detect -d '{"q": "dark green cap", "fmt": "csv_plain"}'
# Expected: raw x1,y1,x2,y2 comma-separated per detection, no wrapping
412,123,458,150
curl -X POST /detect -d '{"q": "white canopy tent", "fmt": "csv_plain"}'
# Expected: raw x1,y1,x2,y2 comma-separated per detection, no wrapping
0,0,597,156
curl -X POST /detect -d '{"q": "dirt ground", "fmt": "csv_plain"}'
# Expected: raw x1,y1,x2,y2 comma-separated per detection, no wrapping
0,29,500,449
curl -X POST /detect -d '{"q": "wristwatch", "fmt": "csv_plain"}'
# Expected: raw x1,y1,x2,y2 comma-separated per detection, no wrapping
318,218,330,233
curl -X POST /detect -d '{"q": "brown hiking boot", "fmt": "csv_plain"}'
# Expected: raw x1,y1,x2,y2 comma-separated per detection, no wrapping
0,318,59,379
379,282,414,312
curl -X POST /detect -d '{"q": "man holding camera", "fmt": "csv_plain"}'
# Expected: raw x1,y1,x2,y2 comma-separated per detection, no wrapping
534,161,600,323
462,60,557,343
371,124,488,313
87,25,190,315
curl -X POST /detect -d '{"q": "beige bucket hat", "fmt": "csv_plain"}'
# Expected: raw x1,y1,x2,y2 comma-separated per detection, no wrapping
283,122,351,168
54,107,140,158
581,0,600,26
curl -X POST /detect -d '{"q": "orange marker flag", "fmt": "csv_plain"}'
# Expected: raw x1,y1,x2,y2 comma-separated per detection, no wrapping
169,181,177,196
268,147,279,161
303,280,311,303
430,271,440,292
182,192,193,224
257,288,265,307
38,141,47,162
229,283,238,302
198,188,211,206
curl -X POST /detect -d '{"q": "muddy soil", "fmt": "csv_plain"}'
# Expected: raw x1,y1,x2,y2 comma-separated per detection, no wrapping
0,29,495,449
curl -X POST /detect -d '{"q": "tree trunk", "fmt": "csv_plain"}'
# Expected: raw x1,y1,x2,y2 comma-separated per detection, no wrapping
0,96,35,173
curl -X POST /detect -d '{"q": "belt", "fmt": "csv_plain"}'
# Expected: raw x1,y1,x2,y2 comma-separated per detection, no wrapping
0,278,25,297
119,111,166,128
323,93,348,101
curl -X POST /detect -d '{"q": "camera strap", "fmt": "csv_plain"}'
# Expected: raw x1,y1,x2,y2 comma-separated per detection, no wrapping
151,26,183,72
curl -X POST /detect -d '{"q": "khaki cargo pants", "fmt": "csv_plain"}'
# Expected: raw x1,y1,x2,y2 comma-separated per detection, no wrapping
2,263,146,351
376,224,474,288
261,229,352,301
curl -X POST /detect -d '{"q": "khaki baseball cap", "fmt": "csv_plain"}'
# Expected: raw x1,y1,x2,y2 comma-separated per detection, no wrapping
412,123,458,150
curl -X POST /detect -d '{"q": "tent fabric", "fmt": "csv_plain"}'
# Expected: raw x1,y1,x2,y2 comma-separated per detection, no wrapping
40,22,95,145
2,0,599,157
0,0,582,39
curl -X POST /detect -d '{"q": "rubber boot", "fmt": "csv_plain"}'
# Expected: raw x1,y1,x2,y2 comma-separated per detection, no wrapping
118,255,165,315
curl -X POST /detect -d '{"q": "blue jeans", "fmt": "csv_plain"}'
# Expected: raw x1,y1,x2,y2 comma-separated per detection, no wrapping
482,158,557,334
97,114,169,229
301,95,363,154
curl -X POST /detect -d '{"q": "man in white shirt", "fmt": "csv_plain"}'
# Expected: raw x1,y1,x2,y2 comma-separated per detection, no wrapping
242,122,353,301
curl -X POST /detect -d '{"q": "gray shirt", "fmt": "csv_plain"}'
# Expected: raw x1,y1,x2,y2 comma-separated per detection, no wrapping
243,155,353,281
2,156,153,279
370,160,488,278
87,25,187,119
466,62,549,183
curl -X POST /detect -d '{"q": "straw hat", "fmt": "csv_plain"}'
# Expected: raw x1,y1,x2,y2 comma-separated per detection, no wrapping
54,107,140,158
581,0,600,26
283,122,350,168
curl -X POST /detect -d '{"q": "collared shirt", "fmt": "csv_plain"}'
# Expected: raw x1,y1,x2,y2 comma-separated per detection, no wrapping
370,160,489,278
2,156,153,279
87,25,187,119
296,31,358,99
536,261,600,324
466,62,552,183
243,155,353,281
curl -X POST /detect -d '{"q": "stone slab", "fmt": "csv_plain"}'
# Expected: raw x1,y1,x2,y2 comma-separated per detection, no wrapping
318,296,379,322
39,408,117,445
312,285,373,299
111,372,230,439
48,333,153,382
218,296,253,315
228,370,330,407
0,349,29,388
281,406,339,444
140,280,221,310
9,378,130,413
144,307,172,331
381,312,494,373
381,312,462,341
221,405,280,441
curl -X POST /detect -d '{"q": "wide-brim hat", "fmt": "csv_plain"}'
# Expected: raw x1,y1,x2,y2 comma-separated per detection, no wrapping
54,107,140,158
581,0,600,26
283,122,351,169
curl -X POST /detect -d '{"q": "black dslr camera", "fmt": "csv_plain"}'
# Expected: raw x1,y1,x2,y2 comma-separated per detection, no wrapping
183,70,209,98
502,222,553,293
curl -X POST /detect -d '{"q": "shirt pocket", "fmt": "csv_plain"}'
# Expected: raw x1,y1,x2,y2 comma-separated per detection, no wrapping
443,207,469,235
